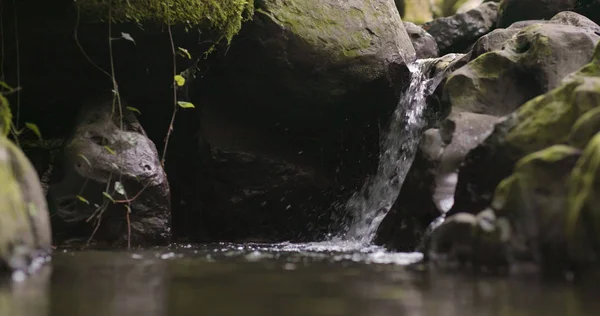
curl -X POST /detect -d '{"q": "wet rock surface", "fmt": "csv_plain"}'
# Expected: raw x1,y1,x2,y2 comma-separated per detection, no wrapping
48,96,170,247
404,22,440,59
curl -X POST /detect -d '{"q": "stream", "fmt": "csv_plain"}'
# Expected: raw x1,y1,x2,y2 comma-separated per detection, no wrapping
2,243,599,316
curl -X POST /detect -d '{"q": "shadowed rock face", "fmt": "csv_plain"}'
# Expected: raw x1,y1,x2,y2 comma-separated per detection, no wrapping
422,2,499,54
0,135,51,274
49,95,170,247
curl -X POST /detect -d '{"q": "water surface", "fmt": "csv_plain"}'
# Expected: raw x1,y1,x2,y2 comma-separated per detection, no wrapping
1,243,598,316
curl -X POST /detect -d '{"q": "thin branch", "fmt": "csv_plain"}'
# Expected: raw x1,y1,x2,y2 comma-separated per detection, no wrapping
11,0,20,129
161,24,178,167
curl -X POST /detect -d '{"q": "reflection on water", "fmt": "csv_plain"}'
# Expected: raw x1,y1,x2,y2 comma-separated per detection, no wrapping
1,243,599,316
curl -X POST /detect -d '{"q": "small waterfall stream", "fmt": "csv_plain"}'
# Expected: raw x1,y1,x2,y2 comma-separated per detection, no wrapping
338,55,462,245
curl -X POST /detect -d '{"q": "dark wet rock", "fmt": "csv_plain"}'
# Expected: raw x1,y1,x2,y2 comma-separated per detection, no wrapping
422,2,499,54
49,95,170,247
497,0,577,28
451,43,600,215
194,149,334,242
404,22,440,59
0,135,52,273
210,0,415,124
422,210,510,269
445,14,600,116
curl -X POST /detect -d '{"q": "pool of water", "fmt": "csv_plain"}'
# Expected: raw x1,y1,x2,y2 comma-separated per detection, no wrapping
1,243,599,316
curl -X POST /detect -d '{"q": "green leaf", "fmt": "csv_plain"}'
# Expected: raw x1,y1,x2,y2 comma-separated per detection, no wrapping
126,106,141,115
177,101,195,109
78,154,92,167
174,75,186,87
0,81,14,90
102,192,116,203
25,122,42,140
76,195,90,205
104,146,116,155
177,47,192,59
114,181,126,196
121,32,136,44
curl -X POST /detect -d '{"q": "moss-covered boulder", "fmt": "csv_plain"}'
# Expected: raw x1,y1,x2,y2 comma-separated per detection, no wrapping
450,41,600,215
48,95,170,247
211,0,415,119
491,145,583,268
76,0,253,43
422,2,499,54
0,135,51,273
445,13,600,116
567,132,600,265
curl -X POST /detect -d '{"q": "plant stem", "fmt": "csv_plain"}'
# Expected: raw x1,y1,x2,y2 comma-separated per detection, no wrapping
161,24,178,167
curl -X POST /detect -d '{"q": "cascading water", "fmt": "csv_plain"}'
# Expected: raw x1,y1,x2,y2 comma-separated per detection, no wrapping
337,55,462,245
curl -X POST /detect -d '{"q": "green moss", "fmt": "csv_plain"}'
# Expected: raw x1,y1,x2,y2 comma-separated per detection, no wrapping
569,106,600,149
259,0,374,60
505,76,600,154
76,0,254,43
0,135,46,266
567,132,600,244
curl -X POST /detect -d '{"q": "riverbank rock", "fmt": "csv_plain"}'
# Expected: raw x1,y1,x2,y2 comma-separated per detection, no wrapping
422,2,499,54
48,95,170,247
0,135,51,273
445,12,600,116
492,146,584,269
451,41,600,215
404,22,440,59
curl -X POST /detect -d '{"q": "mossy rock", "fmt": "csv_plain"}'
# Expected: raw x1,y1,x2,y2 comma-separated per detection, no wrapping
450,40,600,216
569,107,600,148
76,0,254,43
492,145,583,267
568,132,600,262
445,16,600,116
0,135,51,273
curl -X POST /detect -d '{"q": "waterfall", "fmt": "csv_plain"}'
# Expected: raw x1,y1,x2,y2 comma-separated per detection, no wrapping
338,55,462,245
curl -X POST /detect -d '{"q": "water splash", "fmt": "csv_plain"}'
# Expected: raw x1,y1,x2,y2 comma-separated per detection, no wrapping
338,55,462,245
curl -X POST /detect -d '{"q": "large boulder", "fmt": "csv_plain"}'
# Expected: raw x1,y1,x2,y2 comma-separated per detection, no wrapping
445,12,600,116
49,95,171,247
0,135,51,273
422,2,499,54
567,132,600,267
450,41,600,215
491,145,584,269
404,22,440,59
204,0,415,125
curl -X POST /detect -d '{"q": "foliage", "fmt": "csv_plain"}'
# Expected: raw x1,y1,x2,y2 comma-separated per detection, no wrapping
76,0,254,43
